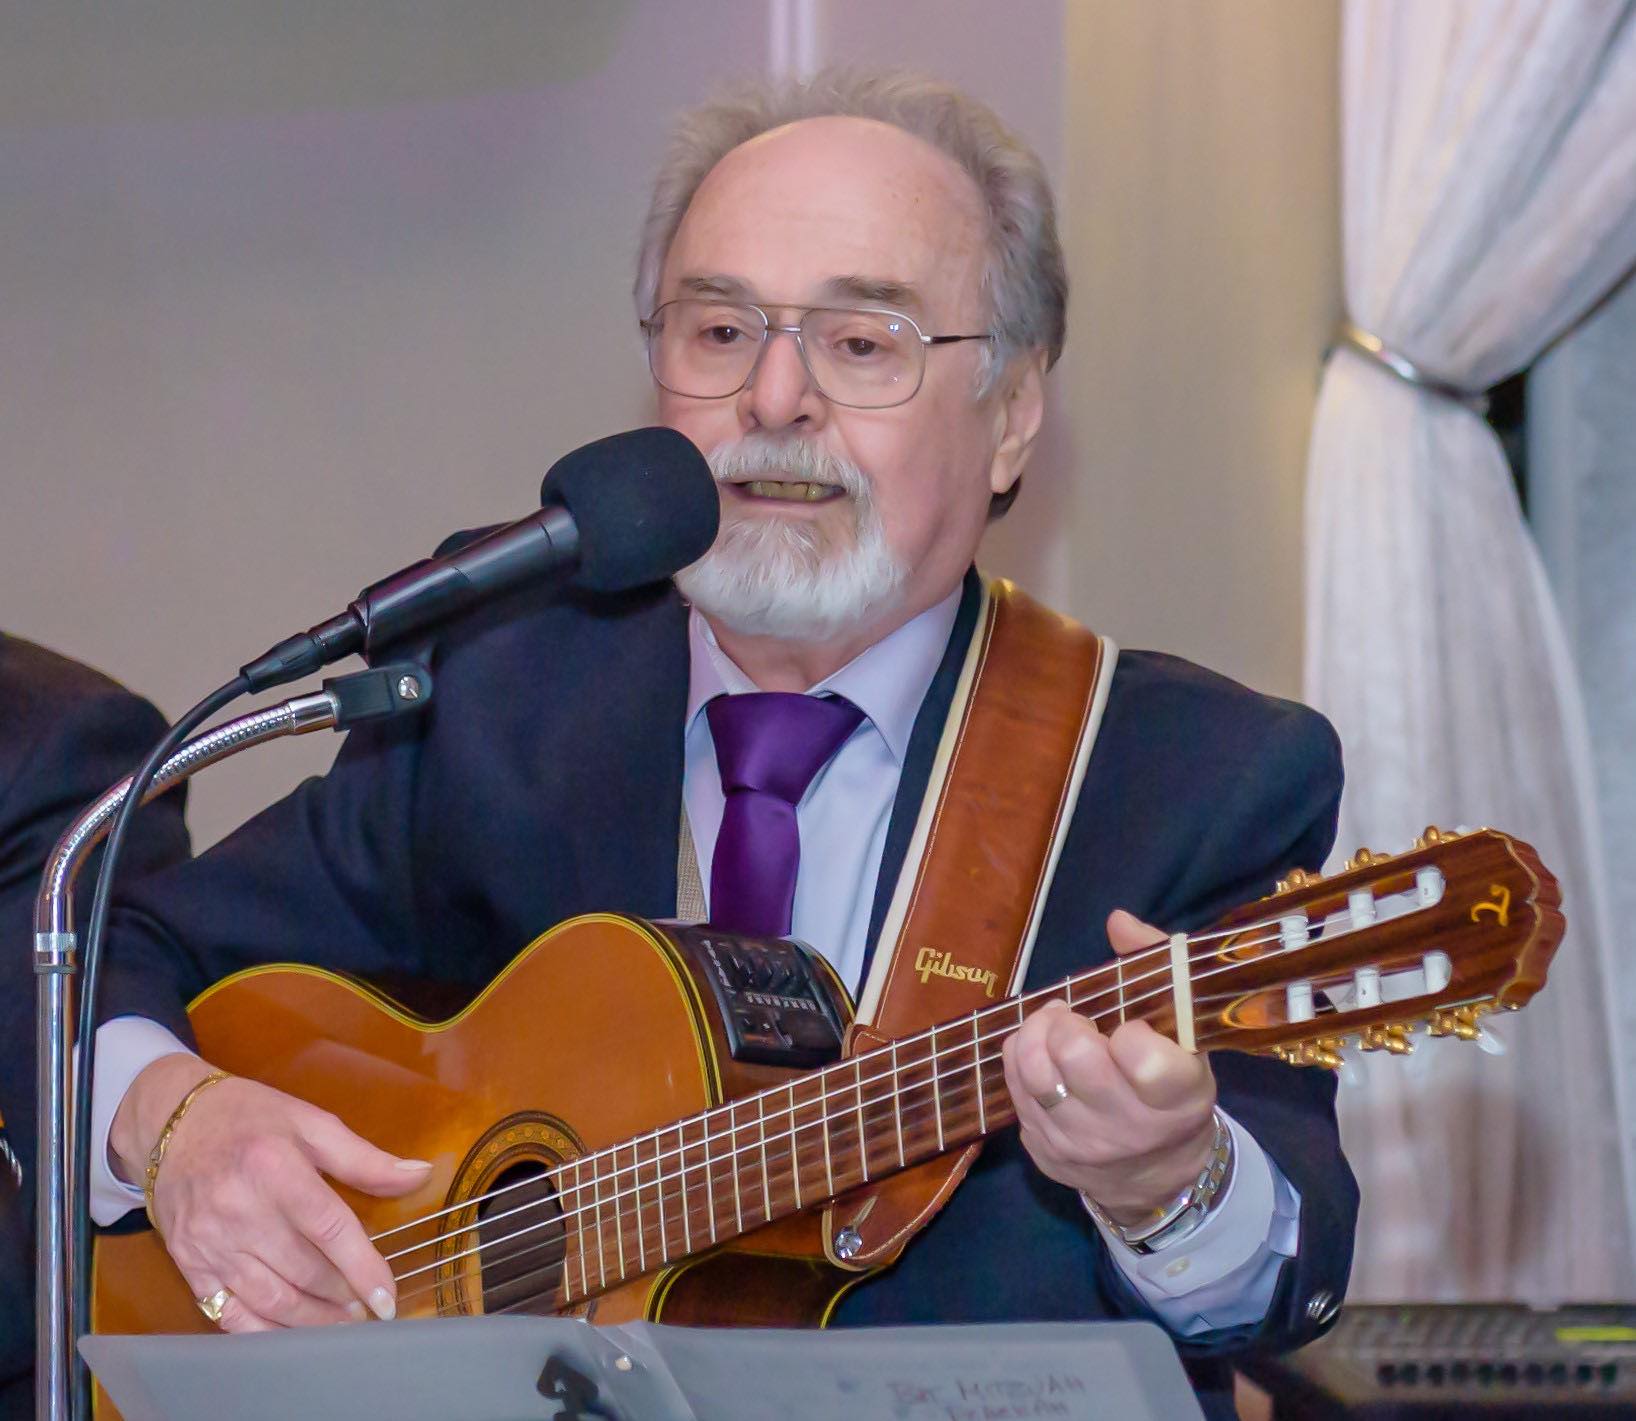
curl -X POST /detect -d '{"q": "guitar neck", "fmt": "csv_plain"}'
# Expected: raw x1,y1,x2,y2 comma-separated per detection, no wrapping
551,953,1155,1306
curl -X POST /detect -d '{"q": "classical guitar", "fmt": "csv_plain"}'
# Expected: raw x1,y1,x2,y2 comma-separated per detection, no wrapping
94,827,1559,1355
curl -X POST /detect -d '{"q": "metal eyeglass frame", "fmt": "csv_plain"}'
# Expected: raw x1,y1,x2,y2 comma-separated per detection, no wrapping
640,299,993,409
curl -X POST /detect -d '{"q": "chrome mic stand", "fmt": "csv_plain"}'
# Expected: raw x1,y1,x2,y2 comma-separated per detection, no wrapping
32,664,431,1421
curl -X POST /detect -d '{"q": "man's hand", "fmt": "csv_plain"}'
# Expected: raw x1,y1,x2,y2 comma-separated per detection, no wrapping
109,1052,432,1332
1001,910,1217,1225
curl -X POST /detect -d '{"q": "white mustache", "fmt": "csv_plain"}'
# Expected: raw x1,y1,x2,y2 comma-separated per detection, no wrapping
706,437,871,499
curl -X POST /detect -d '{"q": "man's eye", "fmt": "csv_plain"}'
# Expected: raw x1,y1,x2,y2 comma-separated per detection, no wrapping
703,324,746,345
838,336,880,359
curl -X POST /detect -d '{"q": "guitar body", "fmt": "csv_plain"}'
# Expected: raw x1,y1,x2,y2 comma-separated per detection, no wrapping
94,914,877,1350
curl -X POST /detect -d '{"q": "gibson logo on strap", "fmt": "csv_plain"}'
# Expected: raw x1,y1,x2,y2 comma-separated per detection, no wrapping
914,946,999,998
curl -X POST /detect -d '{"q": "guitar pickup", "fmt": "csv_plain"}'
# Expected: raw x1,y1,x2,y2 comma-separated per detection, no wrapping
663,924,848,1068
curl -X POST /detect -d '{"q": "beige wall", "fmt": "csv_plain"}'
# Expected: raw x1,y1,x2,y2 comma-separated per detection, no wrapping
1041,0,1342,699
1,1,1339,848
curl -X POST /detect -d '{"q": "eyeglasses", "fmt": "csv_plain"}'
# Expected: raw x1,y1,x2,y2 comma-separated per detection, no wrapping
641,299,992,410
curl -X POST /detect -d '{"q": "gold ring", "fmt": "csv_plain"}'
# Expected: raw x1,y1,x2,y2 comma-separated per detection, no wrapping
196,1288,233,1324
1034,1081,1071,1111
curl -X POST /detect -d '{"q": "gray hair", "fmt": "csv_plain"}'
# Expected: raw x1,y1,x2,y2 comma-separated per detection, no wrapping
634,67,1068,396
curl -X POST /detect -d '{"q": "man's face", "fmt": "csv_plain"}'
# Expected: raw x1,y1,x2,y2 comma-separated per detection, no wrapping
654,116,1038,641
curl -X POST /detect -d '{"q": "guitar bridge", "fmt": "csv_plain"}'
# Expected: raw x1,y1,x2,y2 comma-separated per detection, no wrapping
663,924,849,1068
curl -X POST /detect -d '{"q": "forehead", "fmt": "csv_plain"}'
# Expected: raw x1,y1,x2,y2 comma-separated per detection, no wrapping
661,115,989,319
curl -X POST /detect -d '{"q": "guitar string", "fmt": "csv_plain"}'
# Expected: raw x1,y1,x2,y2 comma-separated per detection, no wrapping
377,867,1442,1261
383,864,1461,1305
397,967,1372,1319
370,907,1324,1253
396,1065,1010,1312
479,1067,1058,1320
450,938,1378,1324
402,978,1319,1319
366,908,1308,1248
382,903,1405,1284
384,917,1380,1305
375,915,1301,1265
454,961,1334,1327
387,905,1411,1304
477,1082,1034,1318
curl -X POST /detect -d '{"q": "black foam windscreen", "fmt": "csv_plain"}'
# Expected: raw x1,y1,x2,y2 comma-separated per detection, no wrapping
540,426,719,593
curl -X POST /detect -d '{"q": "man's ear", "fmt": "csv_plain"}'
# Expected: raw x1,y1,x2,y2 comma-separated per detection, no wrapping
988,350,1048,498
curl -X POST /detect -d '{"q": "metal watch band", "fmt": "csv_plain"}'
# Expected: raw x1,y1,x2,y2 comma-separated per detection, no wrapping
1083,1108,1234,1256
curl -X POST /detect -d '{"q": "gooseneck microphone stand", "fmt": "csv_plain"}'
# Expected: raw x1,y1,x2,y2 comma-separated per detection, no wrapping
33,664,432,1421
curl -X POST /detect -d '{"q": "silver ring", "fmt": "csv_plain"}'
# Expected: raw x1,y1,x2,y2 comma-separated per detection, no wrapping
1034,1081,1071,1111
196,1287,233,1324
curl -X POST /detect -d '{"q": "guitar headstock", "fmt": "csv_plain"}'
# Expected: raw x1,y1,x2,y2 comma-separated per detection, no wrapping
1190,827,1562,1066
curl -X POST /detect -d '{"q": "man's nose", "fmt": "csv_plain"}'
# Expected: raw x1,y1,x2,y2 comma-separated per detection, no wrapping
737,328,826,432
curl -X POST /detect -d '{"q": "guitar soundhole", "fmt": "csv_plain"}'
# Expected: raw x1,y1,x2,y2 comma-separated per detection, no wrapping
475,1161,566,1316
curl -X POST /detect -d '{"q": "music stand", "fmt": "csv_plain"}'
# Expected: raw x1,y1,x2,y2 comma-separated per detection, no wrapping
82,1317,1206,1421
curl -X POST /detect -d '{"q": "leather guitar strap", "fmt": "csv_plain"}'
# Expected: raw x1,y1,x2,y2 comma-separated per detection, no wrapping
822,575,1117,1270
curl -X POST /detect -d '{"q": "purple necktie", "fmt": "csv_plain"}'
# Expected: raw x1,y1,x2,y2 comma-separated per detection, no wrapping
706,691,865,937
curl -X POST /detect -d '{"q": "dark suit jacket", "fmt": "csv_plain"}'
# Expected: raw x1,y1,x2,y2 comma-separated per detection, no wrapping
0,636,192,1419
105,574,1356,1419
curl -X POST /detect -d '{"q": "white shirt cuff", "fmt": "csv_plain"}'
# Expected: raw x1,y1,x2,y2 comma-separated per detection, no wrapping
1087,1109,1301,1336
86,1016,195,1226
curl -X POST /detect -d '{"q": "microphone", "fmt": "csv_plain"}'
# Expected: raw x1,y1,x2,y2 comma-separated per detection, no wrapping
241,426,718,690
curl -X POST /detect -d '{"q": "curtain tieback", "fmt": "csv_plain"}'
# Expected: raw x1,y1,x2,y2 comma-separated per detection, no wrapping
1332,320,1489,415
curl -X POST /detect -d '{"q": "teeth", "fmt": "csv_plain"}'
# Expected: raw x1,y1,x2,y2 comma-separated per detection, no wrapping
742,480,837,502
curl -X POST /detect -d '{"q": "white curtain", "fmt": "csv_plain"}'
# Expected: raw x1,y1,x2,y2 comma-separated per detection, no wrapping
1307,0,1636,1301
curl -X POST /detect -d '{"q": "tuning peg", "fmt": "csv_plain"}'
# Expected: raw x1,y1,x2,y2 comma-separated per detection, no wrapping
1413,826,1456,849
1343,847,1383,872
1428,1010,1473,1040
1274,1035,1351,1070
1357,1024,1413,1055
1306,1036,1347,1070
1275,867,1319,895
1428,1005,1488,1041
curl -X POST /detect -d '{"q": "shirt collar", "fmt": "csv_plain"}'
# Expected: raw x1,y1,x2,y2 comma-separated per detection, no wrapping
685,587,964,766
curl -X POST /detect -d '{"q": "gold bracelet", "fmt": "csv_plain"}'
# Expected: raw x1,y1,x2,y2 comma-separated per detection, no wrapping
143,1069,231,1233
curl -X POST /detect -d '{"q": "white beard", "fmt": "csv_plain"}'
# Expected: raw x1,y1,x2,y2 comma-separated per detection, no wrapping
675,435,908,642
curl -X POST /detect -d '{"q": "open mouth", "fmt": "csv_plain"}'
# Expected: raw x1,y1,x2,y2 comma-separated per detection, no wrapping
730,479,846,503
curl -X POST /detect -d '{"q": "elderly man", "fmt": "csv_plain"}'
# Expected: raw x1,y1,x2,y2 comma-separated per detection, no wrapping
91,71,1355,1417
